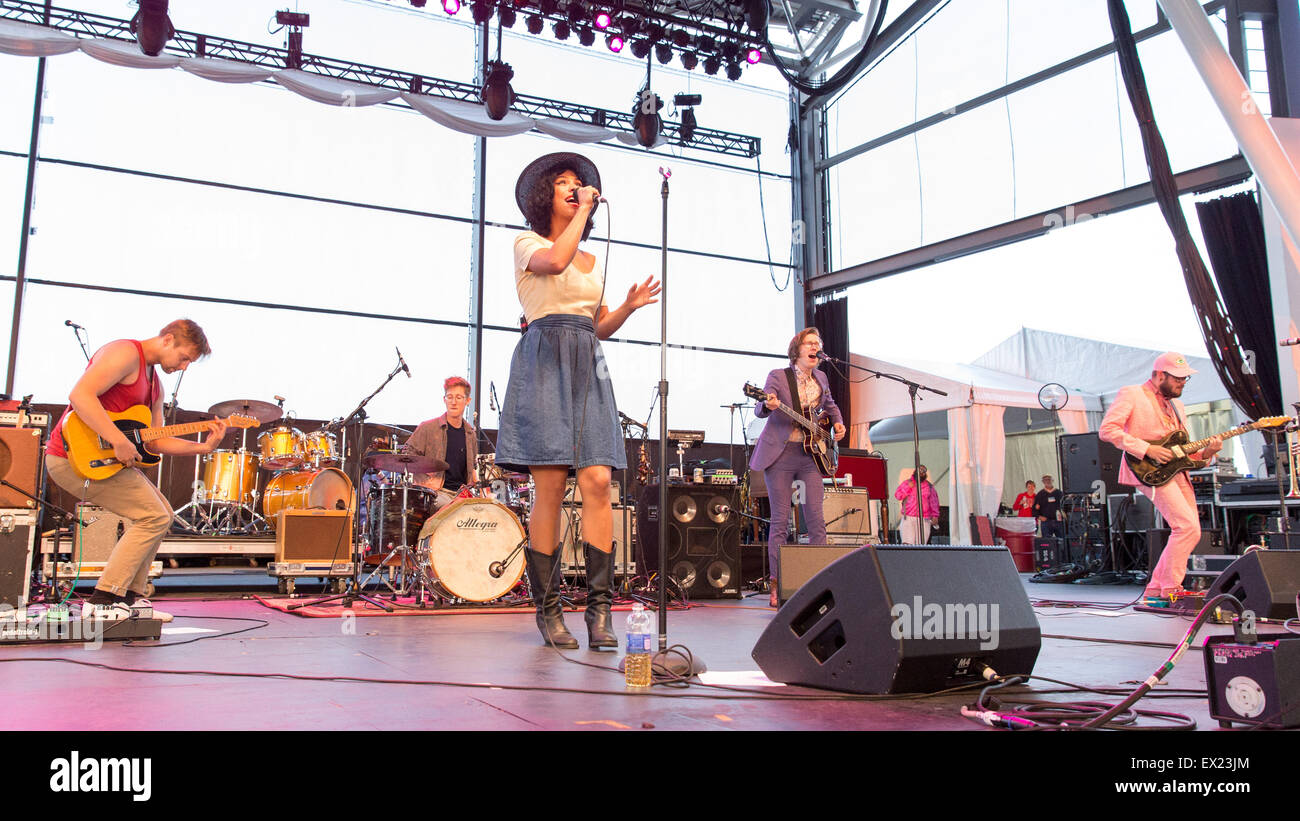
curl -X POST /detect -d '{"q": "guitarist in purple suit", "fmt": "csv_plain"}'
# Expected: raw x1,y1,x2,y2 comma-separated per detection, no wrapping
749,327,846,607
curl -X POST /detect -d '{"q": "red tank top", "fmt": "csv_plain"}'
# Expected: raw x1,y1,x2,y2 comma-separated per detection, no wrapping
47,340,160,458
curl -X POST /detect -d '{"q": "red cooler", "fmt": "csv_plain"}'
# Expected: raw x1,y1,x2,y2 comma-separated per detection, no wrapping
995,516,1037,572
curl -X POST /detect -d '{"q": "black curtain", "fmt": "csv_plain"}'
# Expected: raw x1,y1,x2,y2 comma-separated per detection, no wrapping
813,295,851,428
1196,192,1284,415
1108,0,1274,420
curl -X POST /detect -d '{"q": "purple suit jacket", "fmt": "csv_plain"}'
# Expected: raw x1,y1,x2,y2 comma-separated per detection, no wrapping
748,366,843,472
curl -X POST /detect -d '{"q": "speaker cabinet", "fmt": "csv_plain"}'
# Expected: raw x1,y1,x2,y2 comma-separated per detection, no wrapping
0,509,37,608
1058,432,1123,496
753,544,1041,694
274,509,353,564
637,484,741,599
1206,550,1300,620
561,505,636,577
778,544,856,604
822,487,881,543
75,504,131,563
0,427,42,509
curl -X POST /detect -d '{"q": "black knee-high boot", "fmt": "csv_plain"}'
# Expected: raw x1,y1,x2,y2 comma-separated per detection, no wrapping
525,547,578,649
583,543,617,648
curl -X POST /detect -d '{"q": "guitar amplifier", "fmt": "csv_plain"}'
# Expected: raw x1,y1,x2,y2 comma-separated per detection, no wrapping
0,427,42,510
820,488,881,545
273,509,352,567
561,506,636,577
0,510,37,609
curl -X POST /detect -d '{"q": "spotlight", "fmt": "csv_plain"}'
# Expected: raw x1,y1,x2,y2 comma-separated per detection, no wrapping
622,16,642,35
553,20,571,39
498,4,516,26
695,34,715,52
594,10,612,29
130,0,174,57
471,0,494,24
577,26,595,46
526,13,544,33
539,0,557,13
605,33,624,52
645,22,664,42
630,39,651,59
567,3,585,23
744,0,769,33
673,93,702,106
721,40,740,61
482,59,515,120
671,29,690,48
725,61,742,81
680,107,697,144
703,55,721,75
654,42,672,64
409,0,427,6
632,88,663,148
746,47,762,64
442,0,461,15
680,51,697,70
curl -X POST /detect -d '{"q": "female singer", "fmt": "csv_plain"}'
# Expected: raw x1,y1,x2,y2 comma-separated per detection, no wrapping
496,152,660,649
749,327,846,607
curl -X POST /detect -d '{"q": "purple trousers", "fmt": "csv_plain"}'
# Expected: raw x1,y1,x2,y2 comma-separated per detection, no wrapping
763,442,827,580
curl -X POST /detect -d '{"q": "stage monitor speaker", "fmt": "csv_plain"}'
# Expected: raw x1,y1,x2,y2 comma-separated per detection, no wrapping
753,544,1041,694
0,427,42,509
637,484,741,599
1206,550,1300,620
778,545,856,604
275,510,353,563
1058,433,1123,496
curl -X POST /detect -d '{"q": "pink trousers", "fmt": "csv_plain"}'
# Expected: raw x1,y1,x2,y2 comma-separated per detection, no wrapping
1138,473,1200,593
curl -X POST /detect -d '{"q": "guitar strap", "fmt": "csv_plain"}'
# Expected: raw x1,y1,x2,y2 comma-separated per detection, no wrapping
783,368,805,420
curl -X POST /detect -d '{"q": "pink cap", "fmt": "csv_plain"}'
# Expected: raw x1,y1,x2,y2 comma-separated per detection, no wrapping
1153,351,1197,378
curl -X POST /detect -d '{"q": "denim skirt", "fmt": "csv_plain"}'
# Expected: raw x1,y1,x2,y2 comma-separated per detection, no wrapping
495,314,627,473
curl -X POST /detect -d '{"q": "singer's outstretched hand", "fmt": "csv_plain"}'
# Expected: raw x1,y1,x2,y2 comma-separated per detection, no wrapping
625,276,661,311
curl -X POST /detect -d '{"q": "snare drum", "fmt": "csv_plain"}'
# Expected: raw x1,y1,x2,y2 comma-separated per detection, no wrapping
366,484,446,551
301,429,339,466
201,450,259,505
416,498,526,601
263,467,353,526
258,426,305,470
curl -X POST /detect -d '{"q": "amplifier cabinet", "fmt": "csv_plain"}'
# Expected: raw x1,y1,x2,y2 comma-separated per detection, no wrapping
0,509,38,609
0,427,42,509
561,505,636,577
275,509,353,564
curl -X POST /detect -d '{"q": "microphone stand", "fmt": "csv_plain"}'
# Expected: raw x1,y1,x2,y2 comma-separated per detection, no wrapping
823,355,947,544
157,368,185,493
288,358,407,613
68,323,90,362
640,165,705,680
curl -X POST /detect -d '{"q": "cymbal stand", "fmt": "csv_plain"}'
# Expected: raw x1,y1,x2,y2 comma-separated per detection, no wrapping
170,450,208,533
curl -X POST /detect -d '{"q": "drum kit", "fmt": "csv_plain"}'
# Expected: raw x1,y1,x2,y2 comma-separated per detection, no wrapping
172,398,351,535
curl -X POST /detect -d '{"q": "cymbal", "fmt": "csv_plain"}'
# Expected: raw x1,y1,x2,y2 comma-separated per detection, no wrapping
368,421,413,435
207,399,282,424
362,451,449,474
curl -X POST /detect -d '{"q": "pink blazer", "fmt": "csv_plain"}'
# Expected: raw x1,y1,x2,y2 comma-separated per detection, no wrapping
1098,382,1193,486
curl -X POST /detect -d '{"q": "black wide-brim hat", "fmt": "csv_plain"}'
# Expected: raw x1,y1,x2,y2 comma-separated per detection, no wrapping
514,152,602,215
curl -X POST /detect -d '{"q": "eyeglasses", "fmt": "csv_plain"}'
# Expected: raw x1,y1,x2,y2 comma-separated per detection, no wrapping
1162,372,1191,383
444,394,468,402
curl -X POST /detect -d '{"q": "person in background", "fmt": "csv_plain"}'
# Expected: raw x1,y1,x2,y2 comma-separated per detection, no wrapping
1012,480,1036,517
1034,475,1065,538
894,465,940,544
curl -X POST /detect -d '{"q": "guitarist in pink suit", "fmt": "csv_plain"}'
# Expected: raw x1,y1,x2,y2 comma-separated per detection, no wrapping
1099,352,1222,604
45,319,227,622
749,327,846,607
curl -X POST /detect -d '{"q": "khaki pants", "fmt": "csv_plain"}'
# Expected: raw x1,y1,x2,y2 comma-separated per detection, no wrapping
900,517,932,545
46,454,172,597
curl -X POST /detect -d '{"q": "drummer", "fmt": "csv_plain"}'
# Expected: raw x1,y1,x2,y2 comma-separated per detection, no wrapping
402,377,480,505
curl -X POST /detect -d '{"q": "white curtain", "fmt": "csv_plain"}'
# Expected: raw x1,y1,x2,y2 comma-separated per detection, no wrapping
273,69,399,106
400,93,537,137
947,404,1006,544
0,19,80,57
80,38,180,69
1058,409,1090,434
179,57,273,84
534,117,616,143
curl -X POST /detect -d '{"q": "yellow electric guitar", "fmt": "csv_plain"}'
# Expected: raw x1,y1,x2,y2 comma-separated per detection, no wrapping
63,405,259,480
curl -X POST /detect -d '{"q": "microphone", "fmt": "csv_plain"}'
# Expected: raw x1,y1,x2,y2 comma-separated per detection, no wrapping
816,351,835,362
396,347,411,377
489,381,497,412
711,503,732,518
488,561,505,578
618,411,647,431
65,320,83,330
1281,338,1300,347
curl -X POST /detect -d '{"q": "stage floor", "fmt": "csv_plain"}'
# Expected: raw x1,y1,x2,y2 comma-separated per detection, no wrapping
2,572,1283,733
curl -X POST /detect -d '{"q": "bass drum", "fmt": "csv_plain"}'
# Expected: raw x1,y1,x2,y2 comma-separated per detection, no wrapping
263,467,353,526
417,498,525,602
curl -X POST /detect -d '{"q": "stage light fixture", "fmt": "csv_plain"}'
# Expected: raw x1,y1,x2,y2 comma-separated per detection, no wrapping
526,13,544,33
721,39,740,61
671,29,690,48
471,0,494,23
130,0,174,57
679,107,697,143
442,0,461,15
605,33,624,52
577,26,595,46
703,55,721,75
594,10,612,28
482,59,516,120
680,51,697,70
553,20,571,39
645,22,664,43
655,42,672,64
409,0,427,7
726,61,742,81
630,38,651,59
632,88,663,148
567,3,586,23
622,16,642,35
746,47,762,64
744,0,769,33
539,0,557,14
498,4,516,26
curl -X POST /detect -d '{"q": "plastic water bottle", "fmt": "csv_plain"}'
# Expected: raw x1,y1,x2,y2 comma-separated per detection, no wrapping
624,603,654,688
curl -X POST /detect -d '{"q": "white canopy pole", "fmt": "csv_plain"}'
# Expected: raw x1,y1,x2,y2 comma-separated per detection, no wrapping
1157,0,1300,253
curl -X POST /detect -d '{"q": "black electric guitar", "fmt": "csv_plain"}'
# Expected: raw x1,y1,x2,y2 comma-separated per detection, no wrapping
743,382,839,477
1126,416,1288,487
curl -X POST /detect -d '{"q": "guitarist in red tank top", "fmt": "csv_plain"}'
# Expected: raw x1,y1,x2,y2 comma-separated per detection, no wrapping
45,319,227,622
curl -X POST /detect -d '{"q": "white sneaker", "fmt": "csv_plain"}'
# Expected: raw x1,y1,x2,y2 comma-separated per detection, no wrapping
81,601,132,621
129,599,173,623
